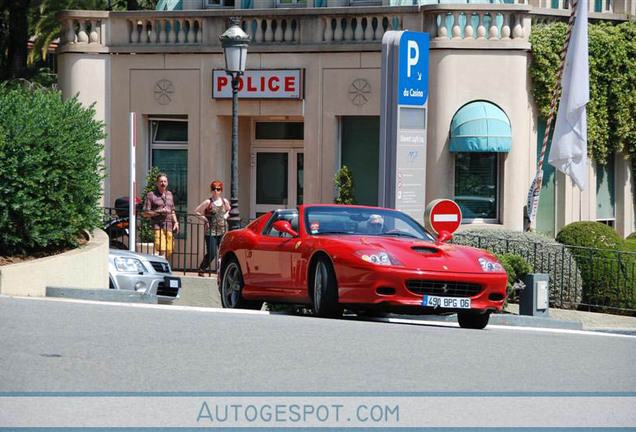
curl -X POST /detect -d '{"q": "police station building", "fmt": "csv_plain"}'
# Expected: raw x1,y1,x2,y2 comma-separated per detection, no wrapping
57,0,636,238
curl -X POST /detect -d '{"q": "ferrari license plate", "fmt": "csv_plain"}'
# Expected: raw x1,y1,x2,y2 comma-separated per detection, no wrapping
422,295,471,309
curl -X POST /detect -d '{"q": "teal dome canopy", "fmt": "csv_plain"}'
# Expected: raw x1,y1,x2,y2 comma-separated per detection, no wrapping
449,101,511,152
155,0,182,11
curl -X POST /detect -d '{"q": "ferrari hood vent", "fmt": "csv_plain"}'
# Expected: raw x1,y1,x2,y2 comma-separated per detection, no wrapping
411,246,440,255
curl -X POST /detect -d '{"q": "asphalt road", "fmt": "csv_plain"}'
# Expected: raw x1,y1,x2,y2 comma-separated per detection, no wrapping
1,296,635,392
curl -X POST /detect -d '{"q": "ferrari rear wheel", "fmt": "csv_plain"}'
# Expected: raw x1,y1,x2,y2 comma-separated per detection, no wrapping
457,311,491,329
312,257,343,318
221,258,262,310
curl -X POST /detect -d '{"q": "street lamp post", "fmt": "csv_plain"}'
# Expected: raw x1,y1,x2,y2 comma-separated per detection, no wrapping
219,17,250,231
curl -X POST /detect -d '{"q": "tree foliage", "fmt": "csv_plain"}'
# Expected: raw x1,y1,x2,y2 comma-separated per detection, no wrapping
0,0,31,80
0,0,159,80
0,84,105,255
530,21,636,164
29,0,107,66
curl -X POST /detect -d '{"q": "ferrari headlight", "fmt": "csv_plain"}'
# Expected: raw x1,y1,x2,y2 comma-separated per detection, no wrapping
355,250,403,266
478,257,504,272
114,257,146,273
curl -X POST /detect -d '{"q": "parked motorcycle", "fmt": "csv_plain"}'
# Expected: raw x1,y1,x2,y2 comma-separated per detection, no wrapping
104,196,142,250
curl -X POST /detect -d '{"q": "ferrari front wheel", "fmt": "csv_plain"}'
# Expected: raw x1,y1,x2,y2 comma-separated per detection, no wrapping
312,257,343,318
221,258,262,310
457,311,491,329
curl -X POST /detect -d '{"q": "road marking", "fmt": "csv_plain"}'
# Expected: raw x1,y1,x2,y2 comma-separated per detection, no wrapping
4,295,635,338
381,316,636,339
1,294,271,316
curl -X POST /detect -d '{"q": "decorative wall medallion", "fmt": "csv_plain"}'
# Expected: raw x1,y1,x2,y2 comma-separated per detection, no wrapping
154,79,174,105
348,78,371,106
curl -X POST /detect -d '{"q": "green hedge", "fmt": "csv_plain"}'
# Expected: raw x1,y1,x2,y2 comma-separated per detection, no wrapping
556,222,636,312
453,228,583,308
0,84,105,255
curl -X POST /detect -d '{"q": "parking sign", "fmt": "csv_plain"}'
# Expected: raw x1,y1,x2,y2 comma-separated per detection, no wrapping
397,32,429,106
379,31,430,221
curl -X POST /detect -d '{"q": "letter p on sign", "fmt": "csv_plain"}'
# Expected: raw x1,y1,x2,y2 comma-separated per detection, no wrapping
407,40,419,78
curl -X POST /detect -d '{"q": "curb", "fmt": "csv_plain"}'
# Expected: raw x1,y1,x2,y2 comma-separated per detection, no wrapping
46,286,158,304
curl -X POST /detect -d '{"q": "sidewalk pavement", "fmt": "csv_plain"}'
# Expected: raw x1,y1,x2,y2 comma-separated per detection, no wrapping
174,274,636,332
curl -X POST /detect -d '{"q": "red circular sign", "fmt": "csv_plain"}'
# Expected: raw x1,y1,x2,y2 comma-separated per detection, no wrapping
424,199,462,236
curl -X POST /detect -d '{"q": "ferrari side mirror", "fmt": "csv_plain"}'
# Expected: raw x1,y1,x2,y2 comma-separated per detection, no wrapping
436,230,453,244
273,220,299,238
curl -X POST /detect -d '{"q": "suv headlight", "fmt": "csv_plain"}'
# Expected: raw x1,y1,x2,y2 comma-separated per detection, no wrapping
114,257,147,273
478,257,504,272
355,250,403,266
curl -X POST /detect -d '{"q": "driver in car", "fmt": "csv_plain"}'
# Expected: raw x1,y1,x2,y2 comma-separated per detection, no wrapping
368,214,384,235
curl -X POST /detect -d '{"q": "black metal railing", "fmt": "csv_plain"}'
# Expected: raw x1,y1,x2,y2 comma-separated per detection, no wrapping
102,207,254,274
453,233,636,315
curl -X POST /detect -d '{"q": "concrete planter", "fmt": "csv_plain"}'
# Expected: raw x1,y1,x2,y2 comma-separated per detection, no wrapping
136,242,156,256
0,229,109,297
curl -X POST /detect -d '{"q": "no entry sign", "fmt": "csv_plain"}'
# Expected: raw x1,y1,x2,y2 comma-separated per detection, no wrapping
424,199,462,237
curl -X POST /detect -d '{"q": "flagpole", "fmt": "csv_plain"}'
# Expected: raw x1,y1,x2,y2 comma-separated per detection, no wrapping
527,0,581,231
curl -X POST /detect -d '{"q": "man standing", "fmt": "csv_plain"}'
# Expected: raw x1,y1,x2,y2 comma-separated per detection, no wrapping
142,173,179,259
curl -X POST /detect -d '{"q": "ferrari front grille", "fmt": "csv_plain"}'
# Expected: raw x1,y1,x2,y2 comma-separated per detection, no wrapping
405,280,483,297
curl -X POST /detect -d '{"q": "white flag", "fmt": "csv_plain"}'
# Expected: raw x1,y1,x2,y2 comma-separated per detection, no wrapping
548,0,589,190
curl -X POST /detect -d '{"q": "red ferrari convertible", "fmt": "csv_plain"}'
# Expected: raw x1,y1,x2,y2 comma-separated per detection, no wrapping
217,204,507,329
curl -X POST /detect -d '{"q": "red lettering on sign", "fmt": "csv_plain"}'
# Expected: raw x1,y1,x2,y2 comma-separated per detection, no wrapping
260,76,265,91
237,77,244,91
268,77,279,92
217,76,228,92
247,76,257,92
285,76,295,92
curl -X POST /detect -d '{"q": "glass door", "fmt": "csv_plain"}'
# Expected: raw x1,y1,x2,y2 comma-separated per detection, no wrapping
251,148,303,218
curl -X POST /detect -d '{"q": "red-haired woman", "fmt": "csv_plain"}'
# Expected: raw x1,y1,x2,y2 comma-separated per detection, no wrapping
194,180,230,276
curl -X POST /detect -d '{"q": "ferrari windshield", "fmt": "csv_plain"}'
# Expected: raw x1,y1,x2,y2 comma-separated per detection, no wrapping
304,206,433,240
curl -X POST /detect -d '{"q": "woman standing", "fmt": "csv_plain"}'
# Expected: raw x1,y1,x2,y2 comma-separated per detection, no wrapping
194,180,230,276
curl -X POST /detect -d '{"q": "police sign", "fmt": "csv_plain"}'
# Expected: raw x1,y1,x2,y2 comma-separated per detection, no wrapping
397,32,429,106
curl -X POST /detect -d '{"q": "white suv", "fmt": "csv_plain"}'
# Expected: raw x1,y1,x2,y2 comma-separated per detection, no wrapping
108,249,181,304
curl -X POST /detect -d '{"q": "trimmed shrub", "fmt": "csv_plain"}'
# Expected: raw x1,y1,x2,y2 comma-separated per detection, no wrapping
334,165,356,205
556,221,623,250
453,228,583,308
0,84,105,255
139,166,162,243
495,253,532,307
501,253,532,285
556,222,636,312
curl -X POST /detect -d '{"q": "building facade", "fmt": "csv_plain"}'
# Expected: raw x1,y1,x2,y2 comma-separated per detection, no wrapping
57,0,635,240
